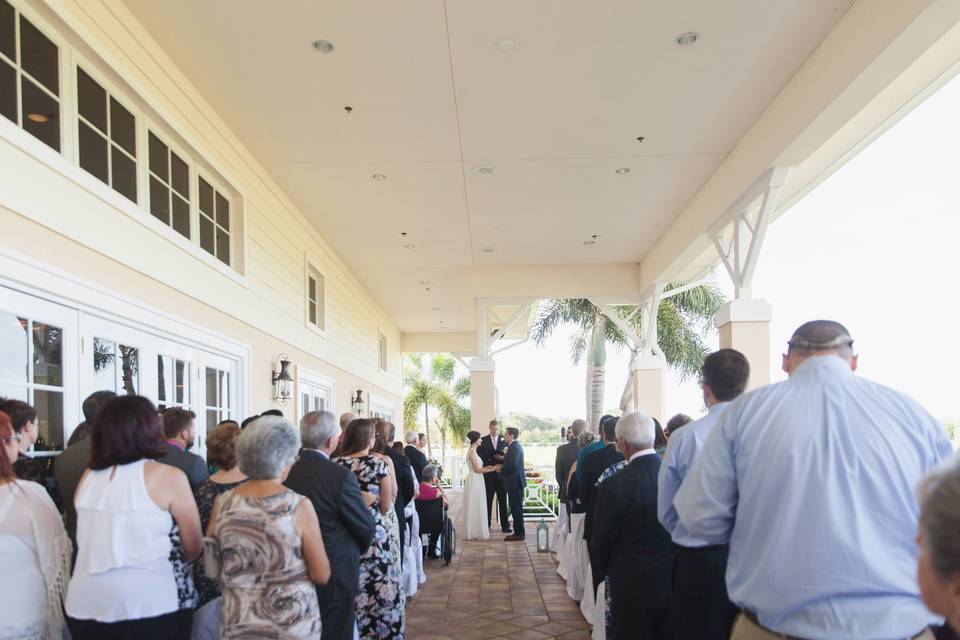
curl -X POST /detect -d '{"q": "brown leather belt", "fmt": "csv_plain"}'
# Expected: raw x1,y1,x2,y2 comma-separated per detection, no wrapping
742,610,929,640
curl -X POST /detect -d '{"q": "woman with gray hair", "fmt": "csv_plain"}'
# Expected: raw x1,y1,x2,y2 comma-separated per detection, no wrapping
917,455,960,634
208,417,330,639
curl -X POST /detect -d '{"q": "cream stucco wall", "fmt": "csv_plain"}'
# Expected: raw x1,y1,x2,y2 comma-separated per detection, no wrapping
0,0,402,414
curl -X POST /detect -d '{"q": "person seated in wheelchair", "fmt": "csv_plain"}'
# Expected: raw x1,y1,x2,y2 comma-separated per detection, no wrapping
415,465,447,558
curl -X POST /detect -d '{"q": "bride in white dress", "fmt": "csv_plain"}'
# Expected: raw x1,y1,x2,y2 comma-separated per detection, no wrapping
463,431,494,540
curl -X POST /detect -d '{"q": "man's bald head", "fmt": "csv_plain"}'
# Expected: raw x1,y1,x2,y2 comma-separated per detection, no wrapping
570,419,587,438
339,412,355,430
783,320,857,375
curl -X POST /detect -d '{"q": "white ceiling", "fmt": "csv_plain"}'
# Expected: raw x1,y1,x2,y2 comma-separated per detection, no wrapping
122,0,854,333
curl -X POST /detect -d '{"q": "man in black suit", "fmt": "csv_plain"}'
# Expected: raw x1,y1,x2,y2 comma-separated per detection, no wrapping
500,427,526,541
581,416,624,545
478,419,510,532
377,421,416,564
555,418,586,503
591,412,675,639
403,430,428,482
285,411,376,640
158,407,209,490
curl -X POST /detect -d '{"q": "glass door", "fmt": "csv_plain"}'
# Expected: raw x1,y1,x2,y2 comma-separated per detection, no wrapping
0,286,79,452
297,369,334,422
199,351,238,455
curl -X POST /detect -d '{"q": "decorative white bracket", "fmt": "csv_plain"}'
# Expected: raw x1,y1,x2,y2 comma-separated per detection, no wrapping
590,282,664,361
709,166,791,299
476,298,536,357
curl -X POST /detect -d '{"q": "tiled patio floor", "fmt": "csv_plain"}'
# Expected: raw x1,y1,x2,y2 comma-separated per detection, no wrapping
406,492,589,640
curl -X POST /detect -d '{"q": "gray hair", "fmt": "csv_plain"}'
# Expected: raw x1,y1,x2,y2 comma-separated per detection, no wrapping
576,431,598,448
616,412,655,449
301,411,339,450
570,419,587,437
404,430,419,445
422,464,438,482
787,320,854,358
236,416,300,479
919,455,960,578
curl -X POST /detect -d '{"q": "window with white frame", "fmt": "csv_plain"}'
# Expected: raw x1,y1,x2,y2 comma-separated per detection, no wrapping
76,67,137,203
378,331,388,372
198,176,231,265
0,1,60,151
306,263,324,331
148,130,191,239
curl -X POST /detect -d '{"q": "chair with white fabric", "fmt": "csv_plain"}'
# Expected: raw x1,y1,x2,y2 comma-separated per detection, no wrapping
580,561,596,626
564,512,586,601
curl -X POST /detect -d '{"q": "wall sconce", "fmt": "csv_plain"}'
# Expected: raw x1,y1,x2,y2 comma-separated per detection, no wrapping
351,388,365,416
272,354,293,404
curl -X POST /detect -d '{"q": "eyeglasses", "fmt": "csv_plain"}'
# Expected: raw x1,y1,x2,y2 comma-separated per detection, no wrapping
1,433,22,444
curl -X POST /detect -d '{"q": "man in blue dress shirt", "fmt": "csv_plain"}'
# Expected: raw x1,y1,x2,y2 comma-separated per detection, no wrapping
675,320,954,640
658,348,750,639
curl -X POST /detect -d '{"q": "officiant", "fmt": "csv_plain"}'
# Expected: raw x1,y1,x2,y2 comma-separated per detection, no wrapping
478,419,511,533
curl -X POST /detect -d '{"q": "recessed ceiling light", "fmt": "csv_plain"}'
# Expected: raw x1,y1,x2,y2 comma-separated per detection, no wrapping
480,246,496,254
636,136,645,143
26,113,50,123
495,39,515,51
615,167,630,175
312,40,335,53
371,173,386,181
403,244,416,250
583,240,597,246
473,164,498,176
432,307,440,312
675,32,699,46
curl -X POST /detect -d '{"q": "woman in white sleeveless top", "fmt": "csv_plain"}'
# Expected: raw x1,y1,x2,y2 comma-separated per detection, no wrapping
0,409,71,640
463,431,495,540
65,396,202,640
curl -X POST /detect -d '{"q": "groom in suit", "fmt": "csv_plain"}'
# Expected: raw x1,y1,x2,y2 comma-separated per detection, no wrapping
501,427,526,541
478,419,511,532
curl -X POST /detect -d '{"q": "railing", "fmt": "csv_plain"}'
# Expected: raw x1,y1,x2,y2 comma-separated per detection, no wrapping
523,465,560,521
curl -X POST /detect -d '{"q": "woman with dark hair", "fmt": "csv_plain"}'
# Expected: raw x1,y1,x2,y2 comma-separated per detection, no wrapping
918,455,960,636
653,417,668,455
0,398,52,497
463,430,495,541
333,419,404,639
0,410,72,640
65,396,202,639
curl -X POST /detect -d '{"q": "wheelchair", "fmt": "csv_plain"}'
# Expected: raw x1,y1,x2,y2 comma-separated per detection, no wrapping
415,498,456,566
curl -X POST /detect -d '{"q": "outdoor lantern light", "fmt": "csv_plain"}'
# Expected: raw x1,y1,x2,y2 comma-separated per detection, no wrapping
537,519,550,553
271,354,293,404
351,388,365,416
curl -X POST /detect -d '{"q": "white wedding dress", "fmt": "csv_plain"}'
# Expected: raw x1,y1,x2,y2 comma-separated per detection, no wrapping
462,447,490,540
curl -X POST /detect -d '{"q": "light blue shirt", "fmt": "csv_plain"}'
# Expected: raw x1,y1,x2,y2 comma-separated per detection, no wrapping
657,401,729,547
675,355,954,640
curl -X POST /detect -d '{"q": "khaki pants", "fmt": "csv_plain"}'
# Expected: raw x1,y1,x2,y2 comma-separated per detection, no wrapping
730,613,935,640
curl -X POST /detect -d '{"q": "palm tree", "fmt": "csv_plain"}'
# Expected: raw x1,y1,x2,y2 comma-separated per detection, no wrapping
402,353,471,459
530,283,725,429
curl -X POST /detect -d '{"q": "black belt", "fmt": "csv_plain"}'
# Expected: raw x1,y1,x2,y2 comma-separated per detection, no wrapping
743,611,929,640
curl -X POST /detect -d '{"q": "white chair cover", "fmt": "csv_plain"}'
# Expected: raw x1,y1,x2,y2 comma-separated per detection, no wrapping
580,560,596,626
591,580,606,640
402,502,420,597
564,513,586,601
552,503,568,560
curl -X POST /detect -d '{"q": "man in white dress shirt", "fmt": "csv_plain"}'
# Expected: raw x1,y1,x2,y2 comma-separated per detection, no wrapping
675,320,954,640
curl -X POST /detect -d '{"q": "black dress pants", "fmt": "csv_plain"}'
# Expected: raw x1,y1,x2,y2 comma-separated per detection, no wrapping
483,471,509,529
319,596,357,640
672,543,739,640
610,605,672,640
507,484,525,538
68,609,193,640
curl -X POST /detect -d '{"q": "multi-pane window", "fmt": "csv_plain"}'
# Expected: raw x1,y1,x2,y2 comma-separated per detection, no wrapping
76,67,136,202
306,264,324,330
378,331,388,372
148,131,190,238
0,312,65,451
0,1,60,150
199,177,230,265
205,366,230,428
92,337,139,395
157,354,190,412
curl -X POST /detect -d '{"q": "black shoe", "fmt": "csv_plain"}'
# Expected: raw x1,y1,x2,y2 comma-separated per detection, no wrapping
501,527,512,533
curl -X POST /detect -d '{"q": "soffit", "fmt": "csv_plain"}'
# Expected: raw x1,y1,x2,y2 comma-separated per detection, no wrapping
121,0,854,333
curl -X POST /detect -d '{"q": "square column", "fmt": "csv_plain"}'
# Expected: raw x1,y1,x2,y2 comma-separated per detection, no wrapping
469,357,497,430
631,355,665,425
715,299,772,390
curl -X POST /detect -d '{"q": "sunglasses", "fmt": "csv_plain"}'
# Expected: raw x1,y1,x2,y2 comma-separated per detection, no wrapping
1,433,22,444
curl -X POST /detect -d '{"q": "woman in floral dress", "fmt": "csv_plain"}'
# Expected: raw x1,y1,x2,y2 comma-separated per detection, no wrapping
333,418,405,639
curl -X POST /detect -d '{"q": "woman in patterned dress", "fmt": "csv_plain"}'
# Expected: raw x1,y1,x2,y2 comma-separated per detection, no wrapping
333,418,405,639
208,417,330,639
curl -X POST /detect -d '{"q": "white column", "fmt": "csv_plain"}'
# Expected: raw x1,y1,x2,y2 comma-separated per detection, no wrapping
630,354,665,424
715,298,772,390
469,357,497,430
